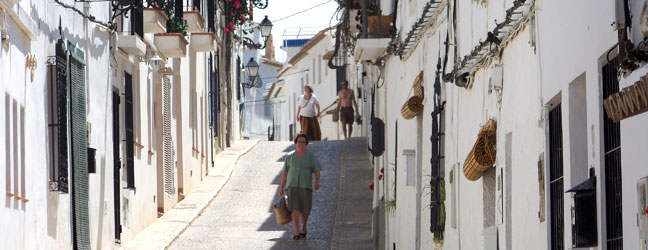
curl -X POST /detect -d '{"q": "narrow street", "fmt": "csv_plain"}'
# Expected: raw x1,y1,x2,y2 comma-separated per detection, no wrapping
169,138,373,250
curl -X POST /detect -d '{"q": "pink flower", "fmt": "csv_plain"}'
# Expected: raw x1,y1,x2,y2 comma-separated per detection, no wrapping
231,26,236,31
224,28,229,33
234,1,240,9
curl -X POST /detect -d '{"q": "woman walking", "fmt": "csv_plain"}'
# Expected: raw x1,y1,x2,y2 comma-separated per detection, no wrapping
296,85,321,141
279,133,321,240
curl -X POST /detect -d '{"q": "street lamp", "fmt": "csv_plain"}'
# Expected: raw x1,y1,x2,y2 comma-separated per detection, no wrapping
244,57,260,88
259,15,273,39
243,16,273,49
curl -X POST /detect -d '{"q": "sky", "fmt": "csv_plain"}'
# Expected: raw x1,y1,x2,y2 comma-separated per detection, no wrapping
252,0,340,63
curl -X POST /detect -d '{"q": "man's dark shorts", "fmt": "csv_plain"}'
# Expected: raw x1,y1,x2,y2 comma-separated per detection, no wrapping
340,107,354,124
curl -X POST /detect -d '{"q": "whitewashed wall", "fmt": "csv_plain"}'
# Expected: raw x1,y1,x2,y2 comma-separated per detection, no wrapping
0,0,115,249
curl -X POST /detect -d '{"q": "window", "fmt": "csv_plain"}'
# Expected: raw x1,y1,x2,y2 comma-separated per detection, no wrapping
125,72,135,188
48,39,69,193
5,96,26,205
430,93,445,239
549,103,564,250
318,54,322,84
313,58,316,84
236,57,241,101
404,150,415,186
602,58,622,250
67,42,91,249
207,0,215,32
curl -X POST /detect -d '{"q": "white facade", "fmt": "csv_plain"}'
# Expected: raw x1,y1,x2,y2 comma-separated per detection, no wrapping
352,0,648,249
0,0,241,249
277,28,361,141
241,30,282,140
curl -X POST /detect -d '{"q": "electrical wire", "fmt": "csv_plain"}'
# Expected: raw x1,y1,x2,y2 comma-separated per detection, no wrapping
272,0,335,23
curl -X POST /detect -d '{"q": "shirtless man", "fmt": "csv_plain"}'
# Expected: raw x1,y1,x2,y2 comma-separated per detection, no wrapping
336,80,359,139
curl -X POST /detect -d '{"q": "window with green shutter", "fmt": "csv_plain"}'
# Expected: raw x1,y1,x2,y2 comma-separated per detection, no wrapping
67,42,91,250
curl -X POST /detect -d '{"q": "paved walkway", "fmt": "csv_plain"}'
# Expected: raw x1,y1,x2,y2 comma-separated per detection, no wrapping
168,140,343,250
120,139,260,250
124,138,374,250
331,138,374,250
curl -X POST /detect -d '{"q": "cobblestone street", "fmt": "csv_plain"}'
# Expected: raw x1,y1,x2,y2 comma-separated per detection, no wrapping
169,139,368,250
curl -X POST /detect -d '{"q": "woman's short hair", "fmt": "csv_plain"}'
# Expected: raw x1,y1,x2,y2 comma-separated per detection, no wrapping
294,133,309,145
304,85,314,93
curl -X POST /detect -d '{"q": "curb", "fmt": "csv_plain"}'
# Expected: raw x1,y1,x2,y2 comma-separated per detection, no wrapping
164,139,260,249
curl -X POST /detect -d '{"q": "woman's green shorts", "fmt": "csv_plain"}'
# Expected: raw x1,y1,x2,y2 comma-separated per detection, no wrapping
287,187,313,213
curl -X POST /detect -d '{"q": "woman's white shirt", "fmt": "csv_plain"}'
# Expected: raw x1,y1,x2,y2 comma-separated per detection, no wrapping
298,94,319,117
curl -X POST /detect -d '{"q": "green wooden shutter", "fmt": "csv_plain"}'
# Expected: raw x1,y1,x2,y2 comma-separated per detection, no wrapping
68,42,90,250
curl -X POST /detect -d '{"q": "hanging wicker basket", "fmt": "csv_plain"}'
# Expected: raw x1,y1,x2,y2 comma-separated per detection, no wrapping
401,96,424,119
463,119,497,181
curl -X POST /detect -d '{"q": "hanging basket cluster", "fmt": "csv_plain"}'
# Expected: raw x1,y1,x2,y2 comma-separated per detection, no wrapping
463,119,497,181
401,72,424,120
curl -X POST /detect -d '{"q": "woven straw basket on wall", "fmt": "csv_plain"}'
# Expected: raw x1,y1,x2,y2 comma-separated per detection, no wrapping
463,119,497,181
401,96,424,119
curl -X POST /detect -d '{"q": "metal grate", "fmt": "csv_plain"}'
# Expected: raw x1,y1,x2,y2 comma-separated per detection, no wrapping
163,76,175,196
549,104,564,250
430,67,446,238
602,58,623,250
236,57,241,101
130,8,143,37
69,50,90,250
50,38,69,193
125,72,135,188
112,89,122,241
207,0,215,32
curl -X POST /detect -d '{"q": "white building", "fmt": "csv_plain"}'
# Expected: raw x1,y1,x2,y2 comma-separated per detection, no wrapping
275,27,362,141
346,0,648,249
241,29,282,140
0,0,242,249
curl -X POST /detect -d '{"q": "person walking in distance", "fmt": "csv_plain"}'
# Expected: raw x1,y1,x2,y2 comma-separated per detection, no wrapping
279,133,322,240
296,85,322,141
336,80,359,139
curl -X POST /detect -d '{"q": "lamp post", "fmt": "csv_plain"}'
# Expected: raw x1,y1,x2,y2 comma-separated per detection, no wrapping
243,16,273,49
243,57,261,88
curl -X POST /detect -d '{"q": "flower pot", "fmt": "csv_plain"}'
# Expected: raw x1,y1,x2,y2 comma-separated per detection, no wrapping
183,11,205,33
117,34,146,56
190,32,217,52
144,8,169,33
154,33,188,58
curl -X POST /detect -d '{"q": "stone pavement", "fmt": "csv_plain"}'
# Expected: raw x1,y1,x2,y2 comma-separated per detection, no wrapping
169,138,375,250
168,140,343,250
125,138,374,250
330,138,374,250
120,139,260,250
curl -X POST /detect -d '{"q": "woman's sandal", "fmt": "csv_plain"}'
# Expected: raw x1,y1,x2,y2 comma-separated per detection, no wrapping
300,231,307,239
293,234,301,240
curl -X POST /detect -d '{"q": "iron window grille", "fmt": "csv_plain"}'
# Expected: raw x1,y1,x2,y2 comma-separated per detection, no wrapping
47,38,70,193
430,62,446,239
549,103,564,250
207,0,215,32
125,72,135,189
603,58,623,250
